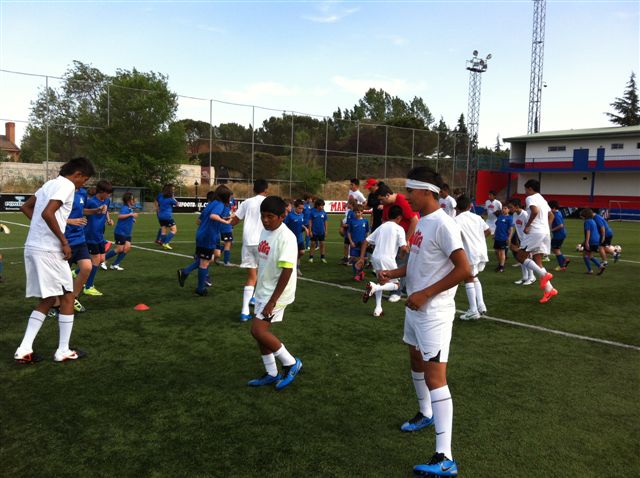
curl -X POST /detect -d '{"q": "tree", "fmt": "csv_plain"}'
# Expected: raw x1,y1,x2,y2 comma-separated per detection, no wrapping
606,72,640,126
175,119,212,158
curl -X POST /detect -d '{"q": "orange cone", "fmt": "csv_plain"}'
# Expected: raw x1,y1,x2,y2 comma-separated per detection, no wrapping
134,303,150,311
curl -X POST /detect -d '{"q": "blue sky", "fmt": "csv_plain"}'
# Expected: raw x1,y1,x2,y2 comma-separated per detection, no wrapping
1,0,638,149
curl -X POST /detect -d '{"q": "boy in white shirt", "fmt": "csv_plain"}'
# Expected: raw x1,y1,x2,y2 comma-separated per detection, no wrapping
231,179,268,321
508,198,535,285
454,195,490,320
378,166,470,477
246,196,302,391
357,205,407,317
347,177,366,205
14,157,96,364
438,184,457,217
484,191,502,235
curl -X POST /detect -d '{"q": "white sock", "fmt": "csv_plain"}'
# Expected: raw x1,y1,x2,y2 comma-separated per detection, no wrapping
431,385,454,460
520,264,528,280
528,268,536,281
474,278,486,312
273,344,296,367
544,282,553,292
57,313,74,352
411,370,432,418
379,282,399,292
241,286,254,315
261,353,278,377
523,258,546,278
19,310,47,351
464,283,477,313
375,290,383,310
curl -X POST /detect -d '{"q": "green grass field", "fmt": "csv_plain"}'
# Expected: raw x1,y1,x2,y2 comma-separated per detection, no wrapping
1,211,638,477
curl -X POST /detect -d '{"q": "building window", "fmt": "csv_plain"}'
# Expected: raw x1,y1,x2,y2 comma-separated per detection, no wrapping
636,142,640,149
548,145,566,152
611,143,624,150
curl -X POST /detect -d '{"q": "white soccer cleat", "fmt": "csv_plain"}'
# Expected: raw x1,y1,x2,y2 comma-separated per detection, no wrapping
109,264,124,271
99,262,107,270
514,279,526,285
388,294,401,303
459,310,481,320
523,278,536,286
54,349,79,362
373,308,384,317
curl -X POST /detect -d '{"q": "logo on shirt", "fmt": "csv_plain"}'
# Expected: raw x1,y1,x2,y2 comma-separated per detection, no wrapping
410,231,423,249
258,240,271,256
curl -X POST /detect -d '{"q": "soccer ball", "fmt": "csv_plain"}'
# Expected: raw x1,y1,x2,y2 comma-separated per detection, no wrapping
614,245,622,254
576,243,584,252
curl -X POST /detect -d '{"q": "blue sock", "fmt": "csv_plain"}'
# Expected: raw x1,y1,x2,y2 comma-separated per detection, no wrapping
113,252,127,265
197,267,208,292
86,265,98,288
590,257,601,268
305,235,310,248
0,260,3,275
164,232,175,244
557,254,566,267
75,268,80,276
156,228,162,241
159,234,167,243
105,249,117,261
183,260,199,275
223,250,230,264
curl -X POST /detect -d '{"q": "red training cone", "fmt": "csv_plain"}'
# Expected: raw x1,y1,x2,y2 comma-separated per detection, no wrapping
134,303,150,311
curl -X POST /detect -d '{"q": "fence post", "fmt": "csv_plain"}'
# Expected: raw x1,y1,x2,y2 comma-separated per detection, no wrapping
209,100,213,187
289,113,294,197
45,75,49,180
384,125,388,180
411,129,415,170
324,119,329,183
251,106,255,184
355,121,360,178
436,131,440,173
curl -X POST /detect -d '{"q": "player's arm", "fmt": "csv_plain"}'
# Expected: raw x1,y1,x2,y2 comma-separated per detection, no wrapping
153,199,159,213
406,214,419,242
83,206,106,216
378,263,407,283
67,217,87,226
20,195,37,220
210,213,231,224
356,239,370,269
261,265,294,318
406,249,471,311
548,211,555,226
41,199,71,259
524,205,538,233
585,229,591,250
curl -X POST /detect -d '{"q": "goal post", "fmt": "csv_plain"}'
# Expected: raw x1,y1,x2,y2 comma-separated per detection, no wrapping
607,200,640,222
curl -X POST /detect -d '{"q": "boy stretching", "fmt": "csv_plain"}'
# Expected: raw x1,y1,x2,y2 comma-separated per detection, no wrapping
548,201,569,271
14,157,95,363
580,208,606,275
83,180,113,296
247,196,302,391
378,166,470,476
308,198,328,263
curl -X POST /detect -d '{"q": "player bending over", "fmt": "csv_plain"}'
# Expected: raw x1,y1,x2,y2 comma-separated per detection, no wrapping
104,192,138,271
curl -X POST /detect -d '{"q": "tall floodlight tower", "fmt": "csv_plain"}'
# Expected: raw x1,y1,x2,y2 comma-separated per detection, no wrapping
527,0,547,133
466,50,492,196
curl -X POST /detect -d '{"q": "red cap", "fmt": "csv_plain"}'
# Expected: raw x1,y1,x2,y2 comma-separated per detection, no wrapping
364,178,378,189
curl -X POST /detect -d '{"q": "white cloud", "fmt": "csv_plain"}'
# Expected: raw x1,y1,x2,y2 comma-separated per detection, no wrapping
331,75,427,96
379,34,408,46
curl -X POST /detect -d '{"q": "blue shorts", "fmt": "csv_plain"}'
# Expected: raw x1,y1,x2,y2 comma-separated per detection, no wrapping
87,242,106,255
159,218,175,227
68,243,90,265
312,234,325,242
551,238,565,249
601,236,613,246
114,234,131,245
297,241,305,252
587,243,600,252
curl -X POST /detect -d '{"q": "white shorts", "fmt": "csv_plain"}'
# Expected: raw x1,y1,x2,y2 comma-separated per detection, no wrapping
372,256,399,283
521,232,550,255
240,245,259,268
486,221,496,234
403,306,455,362
254,300,287,323
24,247,74,299
471,261,487,277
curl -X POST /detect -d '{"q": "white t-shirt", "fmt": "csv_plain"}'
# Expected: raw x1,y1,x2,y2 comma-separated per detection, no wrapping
235,194,265,246
512,210,529,240
406,209,464,312
485,199,502,225
255,224,298,305
439,195,457,217
25,176,75,252
454,210,488,266
348,189,366,205
367,220,406,261
525,193,551,234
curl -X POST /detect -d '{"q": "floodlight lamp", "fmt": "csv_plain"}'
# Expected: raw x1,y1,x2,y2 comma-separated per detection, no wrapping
473,50,478,56
486,54,492,60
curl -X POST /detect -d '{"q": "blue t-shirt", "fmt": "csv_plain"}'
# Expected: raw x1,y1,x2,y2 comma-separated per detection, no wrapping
310,208,328,235
285,211,305,242
196,200,225,249
220,198,235,234
303,203,312,223
114,205,135,238
584,218,601,245
348,217,369,243
494,213,513,242
551,211,566,240
593,214,612,238
85,196,111,244
156,194,178,221
65,188,88,247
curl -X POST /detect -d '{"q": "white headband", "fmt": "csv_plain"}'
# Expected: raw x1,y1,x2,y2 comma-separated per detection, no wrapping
405,179,441,194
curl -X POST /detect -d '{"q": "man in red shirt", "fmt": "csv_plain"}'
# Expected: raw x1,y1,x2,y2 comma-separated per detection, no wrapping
377,183,419,302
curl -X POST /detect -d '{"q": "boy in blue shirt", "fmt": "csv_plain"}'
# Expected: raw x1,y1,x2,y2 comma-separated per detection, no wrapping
347,204,370,281
593,211,618,265
548,201,569,271
104,192,137,271
308,198,328,263
340,197,357,265
217,195,236,266
580,208,605,275
493,205,512,272
155,184,179,250
302,194,313,250
83,180,113,296
177,186,232,295
284,199,308,276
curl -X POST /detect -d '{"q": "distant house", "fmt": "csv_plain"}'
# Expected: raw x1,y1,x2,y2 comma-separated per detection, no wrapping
0,122,20,161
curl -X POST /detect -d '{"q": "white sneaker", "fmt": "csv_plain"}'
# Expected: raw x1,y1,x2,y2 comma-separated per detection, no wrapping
373,308,384,317
514,279,526,285
460,310,481,320
478,308,488,316
54,349,79,362
522,279,535,285
388,294,401,303
100,262,107,270
512,263,521,268
110,264,124,271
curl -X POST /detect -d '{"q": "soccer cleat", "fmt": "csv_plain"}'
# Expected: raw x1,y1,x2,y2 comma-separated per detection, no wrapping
354,273,362,282
614,252,620,263
339,257,349,265
597,265,606,276
109,264,124,271
177,269,187,287
554,266,562,272
478,308,488,316
388,294,401,303
522,279,536,286
249,297,256,306
511,263,521,267
83,286,103,296
195,288,208,296
373,308,384,317
308,258,314,263
54,348,87,362
99,262,107,270
74,299,86,313
71,268,77,279
247,373,282,387
400,412,434,432
47,308,60,319
275,358,302,391
539,272,553,290
542,255,551,262
363,282,375,303
205,279,213,287
162,243,173,250
514,279,526,285
240,313,252,322
14,348,43,364
297,268,303,277
539,288,558,304
155,239,163,246
413,452,458,477
321,258,327,264
561,259,571,271
358,271,365,281
459,310,481,320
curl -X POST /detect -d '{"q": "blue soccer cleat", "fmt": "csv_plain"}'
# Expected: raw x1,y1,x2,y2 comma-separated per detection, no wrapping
401,412,434,432
240,313,252,322
247,373,281,387
275,358,302,391
249,297,256,306
413,452,458,477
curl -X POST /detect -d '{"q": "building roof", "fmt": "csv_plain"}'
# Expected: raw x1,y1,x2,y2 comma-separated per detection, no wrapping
504,125,640,143
0,135,20,152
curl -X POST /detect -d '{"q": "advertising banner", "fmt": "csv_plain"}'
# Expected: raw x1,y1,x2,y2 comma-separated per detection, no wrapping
0,193,33,212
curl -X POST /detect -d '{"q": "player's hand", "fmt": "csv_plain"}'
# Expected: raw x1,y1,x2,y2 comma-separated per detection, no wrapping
107,219,114,226
133,212,139,218
377,270,392,284
524,226,530,234
406,291,429,311
355,259,364,270
99,205,107,214
350,241,356,248
262,301,275,319
584,243,590,252
62,243,72,260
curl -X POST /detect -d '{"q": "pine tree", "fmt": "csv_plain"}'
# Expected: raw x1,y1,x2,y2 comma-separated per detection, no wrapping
606,72,640,126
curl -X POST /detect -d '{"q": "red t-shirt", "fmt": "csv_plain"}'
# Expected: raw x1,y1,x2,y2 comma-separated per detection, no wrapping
382,193,418,233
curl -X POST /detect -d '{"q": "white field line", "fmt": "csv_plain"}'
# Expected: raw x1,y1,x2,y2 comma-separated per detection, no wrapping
131,245,640,352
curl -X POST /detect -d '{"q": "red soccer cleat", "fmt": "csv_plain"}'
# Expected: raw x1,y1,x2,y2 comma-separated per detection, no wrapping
539,272,554,290
539,288,558,304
